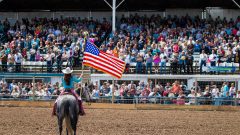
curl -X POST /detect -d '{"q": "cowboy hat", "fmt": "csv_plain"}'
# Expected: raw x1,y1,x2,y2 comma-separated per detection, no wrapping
62,67,73,74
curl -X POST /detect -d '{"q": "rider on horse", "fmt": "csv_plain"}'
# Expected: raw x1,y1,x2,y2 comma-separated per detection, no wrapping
52,67,85,116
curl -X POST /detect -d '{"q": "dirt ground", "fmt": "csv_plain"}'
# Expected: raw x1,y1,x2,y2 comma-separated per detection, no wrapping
0,107,240,135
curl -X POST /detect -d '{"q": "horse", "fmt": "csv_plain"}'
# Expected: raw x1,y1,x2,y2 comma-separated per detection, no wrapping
81,84,92,103
56,88,91,135
56,95,79,135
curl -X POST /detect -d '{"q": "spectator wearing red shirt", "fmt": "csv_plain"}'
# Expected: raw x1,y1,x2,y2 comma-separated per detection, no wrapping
157,35,164,43
232,28,238,36
173,43,180,55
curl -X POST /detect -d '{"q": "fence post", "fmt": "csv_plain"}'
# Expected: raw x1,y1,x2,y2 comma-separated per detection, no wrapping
135,96,138,104
195,97,198,105
112,79,115,104
195,78,198,105
32,76,36,101
235,97,237,106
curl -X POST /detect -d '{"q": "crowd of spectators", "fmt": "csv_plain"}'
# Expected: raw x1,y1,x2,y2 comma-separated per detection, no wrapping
0,79,59,100
92,80,240,105
0,14,240,74
0,79,239,106
0,16,111,72
112,14,240,74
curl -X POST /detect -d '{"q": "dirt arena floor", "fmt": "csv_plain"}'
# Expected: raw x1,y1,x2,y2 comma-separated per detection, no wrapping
0,107,240,135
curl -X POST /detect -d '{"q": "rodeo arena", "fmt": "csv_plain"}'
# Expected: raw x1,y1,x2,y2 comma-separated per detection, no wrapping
1,0,240,134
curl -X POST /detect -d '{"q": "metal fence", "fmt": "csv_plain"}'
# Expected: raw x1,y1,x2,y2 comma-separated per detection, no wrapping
90,96,240,106
0,63,239,75
0,64,85,73
1,95,239,106
93,64,240,75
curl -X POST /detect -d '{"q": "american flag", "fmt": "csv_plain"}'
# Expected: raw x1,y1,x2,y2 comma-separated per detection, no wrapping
83,41,125,79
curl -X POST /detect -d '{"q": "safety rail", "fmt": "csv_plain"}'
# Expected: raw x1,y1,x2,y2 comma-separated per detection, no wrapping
0,62,239,74
0,95,239,106
90,96,240,106
92,63,240,75
0,64,88,73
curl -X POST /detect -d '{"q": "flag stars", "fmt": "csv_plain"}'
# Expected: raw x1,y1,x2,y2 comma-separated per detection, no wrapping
85,41,99,55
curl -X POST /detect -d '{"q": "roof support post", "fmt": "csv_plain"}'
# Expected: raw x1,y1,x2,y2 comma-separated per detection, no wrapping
112,0,116,32
104,0,125,33
232,0,240,8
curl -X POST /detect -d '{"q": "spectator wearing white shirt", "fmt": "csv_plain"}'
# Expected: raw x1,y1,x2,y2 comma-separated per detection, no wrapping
91,85,100,100
124,52,131,73
186,90,196,105
187,37,195,46
113,85,121,97
209,50,218,65
232,44,238,55
11,87,20,98
14,50,22,72
42,88,52,100
229,83,236,97
61,50,69,62
144,51,153,74
29,47,36,61
148,88,161,103
199,50,208,74
237,29,240,36
211,85,219,97
209,50,218,74
45,50,53,72
70,42,77,51
67,48,73,66
160,52,167,74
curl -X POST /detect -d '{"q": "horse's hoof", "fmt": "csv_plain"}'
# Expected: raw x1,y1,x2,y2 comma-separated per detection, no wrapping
79,112,86,116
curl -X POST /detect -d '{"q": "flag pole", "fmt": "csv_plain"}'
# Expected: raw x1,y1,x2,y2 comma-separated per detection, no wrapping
80,34,87,99
80,65,84,99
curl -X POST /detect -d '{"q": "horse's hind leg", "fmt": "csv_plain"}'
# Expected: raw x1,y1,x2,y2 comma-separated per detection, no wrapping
57,115,63,135
71,115,78,135
70,108,78,135
66,128,68,135
71,121,77,135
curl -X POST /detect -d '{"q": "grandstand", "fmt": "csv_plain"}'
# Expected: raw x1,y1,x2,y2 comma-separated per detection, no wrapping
1,0,240,135
0,0,240,105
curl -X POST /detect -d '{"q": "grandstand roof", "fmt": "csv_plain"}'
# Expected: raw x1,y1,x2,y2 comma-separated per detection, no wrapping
0,0,239,11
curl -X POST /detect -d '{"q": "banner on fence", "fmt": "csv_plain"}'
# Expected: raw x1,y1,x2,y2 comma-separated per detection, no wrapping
203,66,236,72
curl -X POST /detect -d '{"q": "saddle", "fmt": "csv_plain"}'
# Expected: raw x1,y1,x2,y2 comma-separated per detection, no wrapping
62,92,74,96
61,90,79,101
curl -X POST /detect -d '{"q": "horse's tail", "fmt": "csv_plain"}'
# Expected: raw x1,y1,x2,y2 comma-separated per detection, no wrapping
64,100,78,135
65,115,73,135
57,95,79,135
